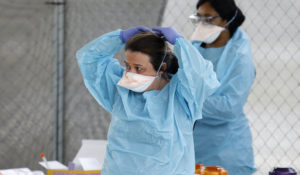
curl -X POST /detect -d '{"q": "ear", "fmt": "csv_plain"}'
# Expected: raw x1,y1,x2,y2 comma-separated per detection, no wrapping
159,63,167,75
224,20,231,30
220,19,228,27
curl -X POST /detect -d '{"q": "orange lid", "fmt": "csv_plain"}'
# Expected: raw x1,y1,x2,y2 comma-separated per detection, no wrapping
203,166,228,175
40,153,45,158
195,163,205,174
195,169,202,174
196,163,204,170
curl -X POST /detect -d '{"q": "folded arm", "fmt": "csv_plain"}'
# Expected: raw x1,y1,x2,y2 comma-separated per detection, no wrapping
174,38,220,122
76,30,125,112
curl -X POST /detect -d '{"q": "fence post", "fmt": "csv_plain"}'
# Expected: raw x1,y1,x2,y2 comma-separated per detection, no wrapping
49,0,65,162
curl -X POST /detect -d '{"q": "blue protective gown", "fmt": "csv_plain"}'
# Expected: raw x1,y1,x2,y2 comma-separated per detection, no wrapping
76,30,220,175
192,28,256,175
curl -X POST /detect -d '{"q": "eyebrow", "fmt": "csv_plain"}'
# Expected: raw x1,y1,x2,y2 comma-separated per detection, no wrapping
124,61,143,67
133,64,143,66
197,13,213,17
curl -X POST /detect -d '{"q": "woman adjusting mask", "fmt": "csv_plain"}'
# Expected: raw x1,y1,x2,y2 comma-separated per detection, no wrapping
76,25,219,175
118,36,169,92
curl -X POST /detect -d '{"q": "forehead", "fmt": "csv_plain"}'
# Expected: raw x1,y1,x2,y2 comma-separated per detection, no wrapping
197,2,219,16
125,50,151,65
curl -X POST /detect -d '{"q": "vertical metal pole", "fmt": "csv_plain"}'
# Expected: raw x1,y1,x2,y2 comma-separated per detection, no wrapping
51,0,65,162
57,0,65,163
53,0,59,161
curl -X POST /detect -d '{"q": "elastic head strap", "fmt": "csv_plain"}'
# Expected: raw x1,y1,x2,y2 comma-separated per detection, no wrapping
224,10,238,27
156,44,168,76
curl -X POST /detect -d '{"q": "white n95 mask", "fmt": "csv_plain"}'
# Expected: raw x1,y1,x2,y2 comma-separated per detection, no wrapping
190,10,238,44
190,23,225,44
117,72,156,92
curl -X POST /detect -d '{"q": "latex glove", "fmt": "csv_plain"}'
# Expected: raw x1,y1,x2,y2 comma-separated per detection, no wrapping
120,26,151,43
152,26,183,44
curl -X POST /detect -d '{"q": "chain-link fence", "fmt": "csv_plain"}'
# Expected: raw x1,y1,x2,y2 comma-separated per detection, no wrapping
0,0,299,174
0,0,54,170
239,1,300,174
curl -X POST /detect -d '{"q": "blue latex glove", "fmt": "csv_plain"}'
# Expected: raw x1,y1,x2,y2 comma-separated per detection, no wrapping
152,26,183,44
120,26,151,43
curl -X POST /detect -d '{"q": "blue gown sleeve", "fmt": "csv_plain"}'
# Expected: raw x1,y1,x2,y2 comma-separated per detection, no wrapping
202,53,255,121
76,30,125,113
173,38,220,122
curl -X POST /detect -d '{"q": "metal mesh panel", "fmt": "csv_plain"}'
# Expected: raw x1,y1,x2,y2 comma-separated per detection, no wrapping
241,0,300,173
0,0,54,170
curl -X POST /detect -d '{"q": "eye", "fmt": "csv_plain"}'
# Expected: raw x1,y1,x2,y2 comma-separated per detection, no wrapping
136,67,143,72
205,16,219,23
205,17,213,23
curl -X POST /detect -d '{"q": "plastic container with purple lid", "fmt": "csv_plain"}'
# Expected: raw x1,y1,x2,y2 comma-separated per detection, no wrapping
269,167,297,175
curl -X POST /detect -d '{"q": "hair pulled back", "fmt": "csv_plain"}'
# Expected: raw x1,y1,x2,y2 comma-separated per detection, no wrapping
125,32,178,79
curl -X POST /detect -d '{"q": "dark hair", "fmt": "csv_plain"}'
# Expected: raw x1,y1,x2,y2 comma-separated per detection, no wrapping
196,0,245,37
125,32,178,79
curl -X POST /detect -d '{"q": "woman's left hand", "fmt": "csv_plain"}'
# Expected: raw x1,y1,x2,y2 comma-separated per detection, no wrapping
152,26,183,45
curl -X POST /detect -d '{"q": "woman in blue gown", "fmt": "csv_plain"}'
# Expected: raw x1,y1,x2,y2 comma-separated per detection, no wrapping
76,26,219,175
190,0,256,174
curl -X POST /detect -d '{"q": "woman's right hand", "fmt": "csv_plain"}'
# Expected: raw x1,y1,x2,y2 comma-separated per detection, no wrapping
120,26,151,43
